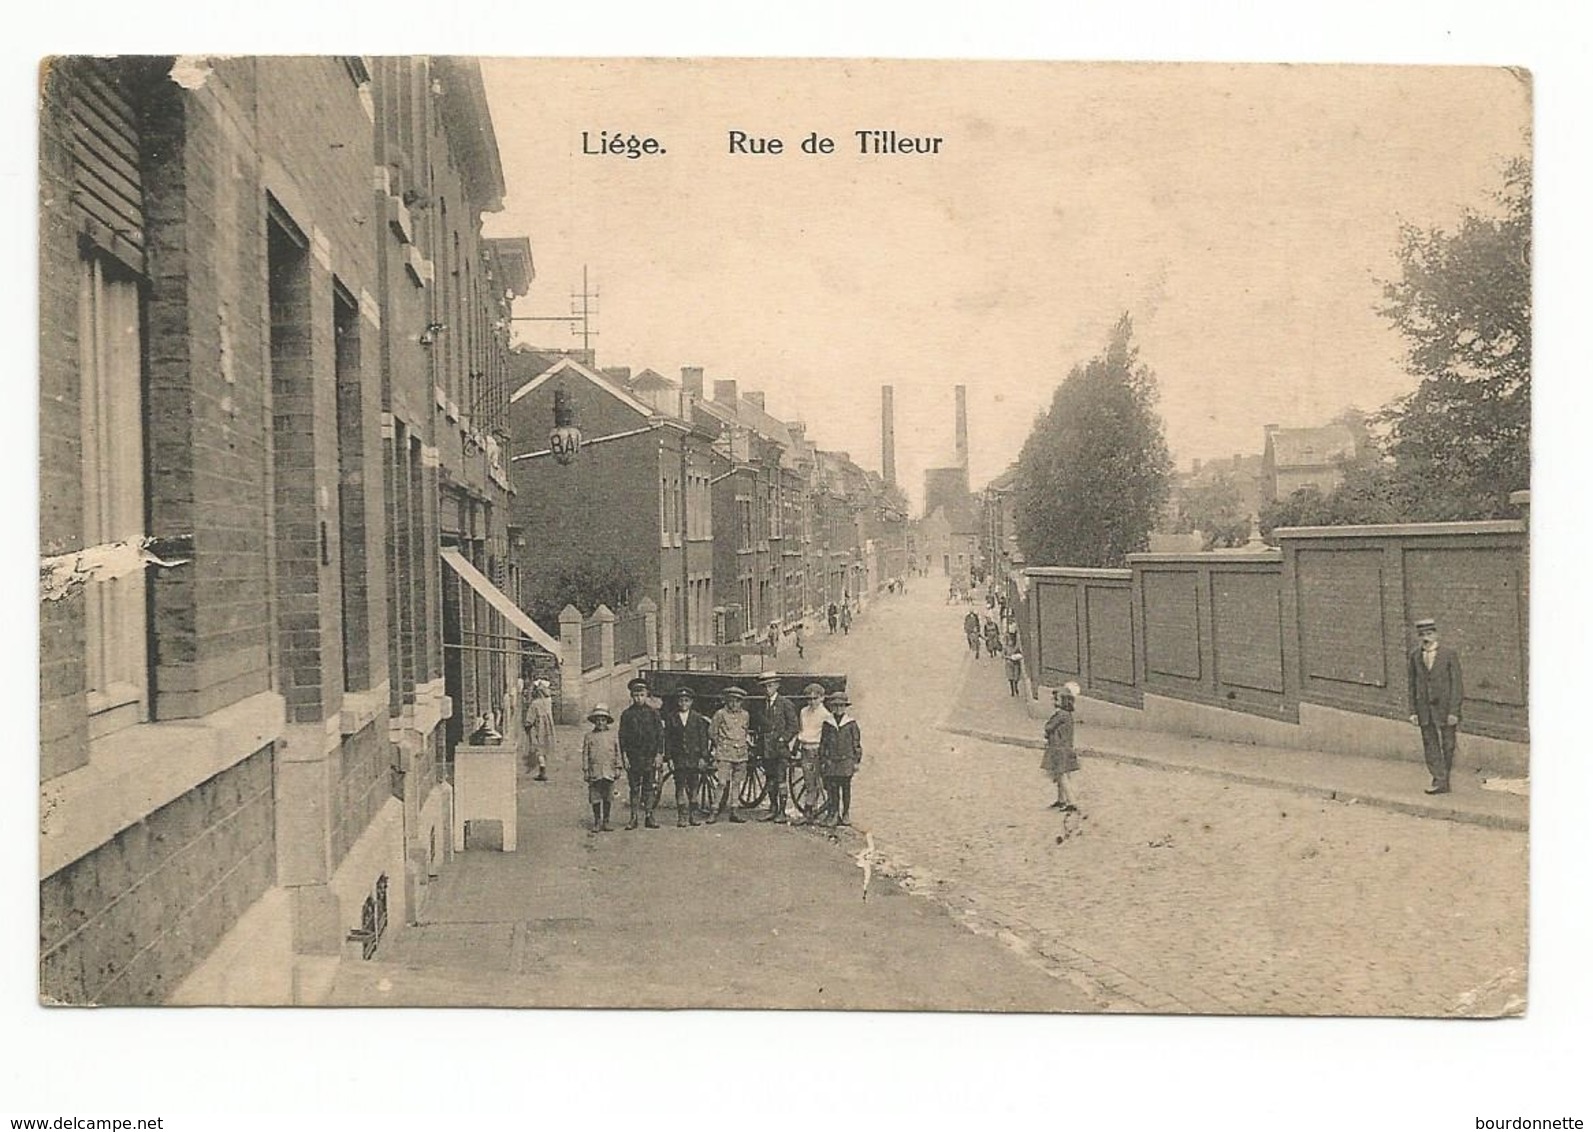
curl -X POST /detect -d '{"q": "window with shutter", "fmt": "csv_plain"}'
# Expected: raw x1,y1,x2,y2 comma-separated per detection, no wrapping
79,251,149,735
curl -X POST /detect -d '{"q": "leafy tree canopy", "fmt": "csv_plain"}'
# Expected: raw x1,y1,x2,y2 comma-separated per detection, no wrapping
1175,470,1253,549
522,558,639,634
1015,314,1174,567
1377,154,1530,518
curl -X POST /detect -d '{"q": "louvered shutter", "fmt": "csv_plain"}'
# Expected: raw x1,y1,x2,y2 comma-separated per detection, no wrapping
70,60,145,272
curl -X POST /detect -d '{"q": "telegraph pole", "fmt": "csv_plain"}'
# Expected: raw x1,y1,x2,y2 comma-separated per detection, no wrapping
509,266,599,356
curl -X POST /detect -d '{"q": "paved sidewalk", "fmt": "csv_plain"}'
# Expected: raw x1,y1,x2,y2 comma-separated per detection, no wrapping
330,709,1092,1010
941,649,1528,833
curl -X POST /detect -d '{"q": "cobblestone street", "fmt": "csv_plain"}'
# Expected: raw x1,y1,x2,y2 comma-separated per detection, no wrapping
332,584,1527,1015
788,583,1529,1016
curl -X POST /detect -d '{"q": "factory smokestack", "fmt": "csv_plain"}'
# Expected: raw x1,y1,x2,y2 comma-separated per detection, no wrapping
954,384,969,469
881,386,897,487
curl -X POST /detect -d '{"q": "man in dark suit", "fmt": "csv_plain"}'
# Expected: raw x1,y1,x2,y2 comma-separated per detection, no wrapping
663,688,712,826
753,671,800,823
1407,617,1464,794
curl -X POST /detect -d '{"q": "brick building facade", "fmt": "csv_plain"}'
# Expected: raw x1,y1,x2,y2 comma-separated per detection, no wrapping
38,55,530,1005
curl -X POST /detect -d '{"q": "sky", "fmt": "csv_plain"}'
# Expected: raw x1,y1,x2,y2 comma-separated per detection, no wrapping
480,59,1530,512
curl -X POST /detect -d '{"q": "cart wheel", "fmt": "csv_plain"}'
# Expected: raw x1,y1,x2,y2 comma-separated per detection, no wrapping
739,762,768,808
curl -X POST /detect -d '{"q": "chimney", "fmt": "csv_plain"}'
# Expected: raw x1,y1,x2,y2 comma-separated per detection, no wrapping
602,366,631,385
714,379,739,404
787,421,805,440
681,366,704,399
1265,422,1280,438
745,391,766,410
882,385,897,487
954,385,969,469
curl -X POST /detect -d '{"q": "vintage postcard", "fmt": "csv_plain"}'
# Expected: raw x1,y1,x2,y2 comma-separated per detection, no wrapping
38,56,1530,1022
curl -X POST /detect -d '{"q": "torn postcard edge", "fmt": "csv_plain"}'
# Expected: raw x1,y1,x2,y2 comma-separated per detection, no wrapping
40,536,191,602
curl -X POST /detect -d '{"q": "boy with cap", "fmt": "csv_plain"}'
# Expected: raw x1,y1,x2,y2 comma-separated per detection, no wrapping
664,687,712,826
819,690,862,826
754,671,799,823
581,703,621,832
1407,616,1464,794
618,677,665,829
708,685,752,823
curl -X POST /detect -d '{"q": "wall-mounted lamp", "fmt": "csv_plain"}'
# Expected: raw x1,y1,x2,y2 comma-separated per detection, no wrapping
419,322,446,346
549,384,583,466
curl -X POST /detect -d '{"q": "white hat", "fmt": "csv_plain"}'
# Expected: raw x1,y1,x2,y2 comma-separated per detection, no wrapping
1063,681,1081,697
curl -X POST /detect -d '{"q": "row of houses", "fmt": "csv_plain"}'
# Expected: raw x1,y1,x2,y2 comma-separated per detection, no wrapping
39,55,549,1004
506,357,911,664
38,55,909,1005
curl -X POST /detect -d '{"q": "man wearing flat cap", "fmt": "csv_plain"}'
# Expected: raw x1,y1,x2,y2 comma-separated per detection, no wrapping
619,677,665,829
1407,617,1464,795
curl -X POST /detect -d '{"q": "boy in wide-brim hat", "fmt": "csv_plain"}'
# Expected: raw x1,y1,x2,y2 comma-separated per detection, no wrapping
581,703,621,832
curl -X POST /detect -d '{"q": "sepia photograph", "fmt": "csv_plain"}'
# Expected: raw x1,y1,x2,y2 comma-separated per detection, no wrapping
12,7,1590,1127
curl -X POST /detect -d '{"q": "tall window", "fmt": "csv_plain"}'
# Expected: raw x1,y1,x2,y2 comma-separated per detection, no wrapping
79,252,149,727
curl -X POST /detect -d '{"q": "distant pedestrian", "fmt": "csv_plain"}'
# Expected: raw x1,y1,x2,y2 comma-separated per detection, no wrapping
619,677,665,830
964,609,982,657
1407,617,1464,795
1041,683,1080,812
983,617,1002,659
793,620,806,659
767,620,781,657
1004,647,1024,697
754,671,800,822
664,688,712,826
827,602,839,634
708,685,752,823
581,703,621,833
793,682,835,825
839,602,852,635
948,581,958,605
819,691,862,826
524,678,555,780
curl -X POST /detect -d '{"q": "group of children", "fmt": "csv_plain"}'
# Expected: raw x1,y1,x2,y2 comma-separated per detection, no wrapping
579,674,864,834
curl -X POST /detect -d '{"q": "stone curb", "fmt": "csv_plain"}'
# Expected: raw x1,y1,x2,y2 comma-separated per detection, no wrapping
939,724,1528,834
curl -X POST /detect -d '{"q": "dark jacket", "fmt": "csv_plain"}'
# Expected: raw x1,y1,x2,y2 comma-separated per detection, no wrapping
1408,645,1464,726
663,708,711,769
618,701,665,767
820,716,863,777
753,695,800,761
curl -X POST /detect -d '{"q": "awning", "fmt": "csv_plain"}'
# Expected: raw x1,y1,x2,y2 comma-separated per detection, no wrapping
440,547,563,662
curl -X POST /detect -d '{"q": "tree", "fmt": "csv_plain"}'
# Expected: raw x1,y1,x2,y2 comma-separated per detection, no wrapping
1259,459,1405,539
1015,314,1174,567
522,559,639,634
1378,154,1530,518
1174,470,1252,549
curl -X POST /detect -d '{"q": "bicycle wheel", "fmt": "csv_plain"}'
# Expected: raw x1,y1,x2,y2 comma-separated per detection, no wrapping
653,766,671,813
737,762,768,808
698,770,720,817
